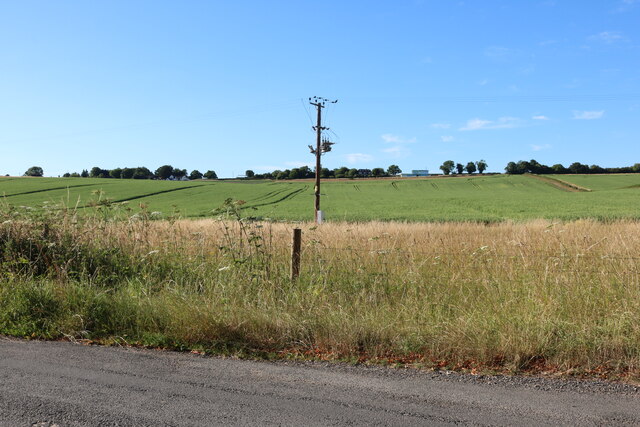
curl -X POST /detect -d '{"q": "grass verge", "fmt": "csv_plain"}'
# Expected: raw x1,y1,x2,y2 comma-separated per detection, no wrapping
2,201,640,381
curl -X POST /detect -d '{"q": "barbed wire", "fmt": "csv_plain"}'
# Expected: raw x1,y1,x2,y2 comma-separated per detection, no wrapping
302,245,640,261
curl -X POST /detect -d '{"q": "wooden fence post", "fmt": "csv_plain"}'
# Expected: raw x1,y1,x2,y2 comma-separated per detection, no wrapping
290,228,302,280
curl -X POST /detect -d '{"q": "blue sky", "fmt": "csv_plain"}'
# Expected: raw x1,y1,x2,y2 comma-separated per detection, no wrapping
1,1,639,177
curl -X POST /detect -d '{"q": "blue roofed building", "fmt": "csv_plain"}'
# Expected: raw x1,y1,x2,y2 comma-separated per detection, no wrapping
399,169,429,177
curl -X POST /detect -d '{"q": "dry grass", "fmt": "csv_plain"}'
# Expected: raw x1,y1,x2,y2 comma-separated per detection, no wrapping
3,210,640,378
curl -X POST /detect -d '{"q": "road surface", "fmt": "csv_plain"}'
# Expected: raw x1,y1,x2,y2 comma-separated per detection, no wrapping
1,337,639,426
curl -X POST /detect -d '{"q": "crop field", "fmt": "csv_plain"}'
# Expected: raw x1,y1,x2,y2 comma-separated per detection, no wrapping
2,174,640,222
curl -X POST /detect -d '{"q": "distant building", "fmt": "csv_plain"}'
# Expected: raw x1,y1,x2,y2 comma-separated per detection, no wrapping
400,169,429,177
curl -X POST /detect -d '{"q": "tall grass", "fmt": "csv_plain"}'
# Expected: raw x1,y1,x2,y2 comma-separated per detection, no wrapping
2,201,640,377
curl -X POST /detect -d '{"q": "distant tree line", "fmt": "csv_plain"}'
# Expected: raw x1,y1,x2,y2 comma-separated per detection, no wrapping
504,160,640,175
245,165,403,180
60,165,218,180
439,160,488,175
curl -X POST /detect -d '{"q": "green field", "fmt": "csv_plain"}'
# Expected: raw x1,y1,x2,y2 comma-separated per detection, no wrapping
2,174,640,222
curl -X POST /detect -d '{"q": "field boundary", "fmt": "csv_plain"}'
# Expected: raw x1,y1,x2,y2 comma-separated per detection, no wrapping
0,183,101,198
526,174,592,192
108,185,207,204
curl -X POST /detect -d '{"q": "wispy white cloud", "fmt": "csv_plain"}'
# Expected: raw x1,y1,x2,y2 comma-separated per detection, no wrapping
345,153,373,164
381,133,401,143
478,79,489,86
381,146,411,158
613,0,639,13
531,144,552,151
381,134,415,158
381,133,416,144
573,110,604,120
441,135,455,142
430,123,451,129
588,31,626,43
532,115,549,120
538,39,558,46
459,117,521,131
484,46,516,60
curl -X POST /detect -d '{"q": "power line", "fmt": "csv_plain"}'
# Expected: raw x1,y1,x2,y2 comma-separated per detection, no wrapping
0,99,301,145
343,94,640,103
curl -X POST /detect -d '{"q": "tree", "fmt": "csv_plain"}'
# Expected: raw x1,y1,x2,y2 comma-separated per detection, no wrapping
203,170,218,180
155,165,174,180
568,162,589,174
80,169,89,178
476,160,488,174
121,168,134,179
288,168,301,179
440,160,455,175
465,162,477,174
371,167,386,177
171,168,187,179
551,164,567,174
298,166,313,178
24,166,43,177
387,165,402,176
455,163,464,175
346,168,359,179
334,166,349,178
90,167,109,178
70,172,81,177
62,172,71,178
320,168,332,178
189,170,203,180
132,167,153,179
110,168,123,179
245,169,255,178
505,162,519,174
527,159,543,174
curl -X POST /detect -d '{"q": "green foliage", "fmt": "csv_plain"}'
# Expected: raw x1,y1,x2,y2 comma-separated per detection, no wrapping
387,165,401,176
189,169,203,180
155,165,174,180
371,168,386,177
24,166,43,177
204,170,218,180
476,160,488,174
171,168,187,179
0,207,136,285
465,162,476,174
440,160,454,175
110,168,123,179
90,167,110,178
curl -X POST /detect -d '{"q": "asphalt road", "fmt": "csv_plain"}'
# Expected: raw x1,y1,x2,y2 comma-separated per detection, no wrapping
1,337,639,426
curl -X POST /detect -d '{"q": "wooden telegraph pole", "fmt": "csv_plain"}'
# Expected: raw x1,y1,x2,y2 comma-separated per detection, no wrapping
308,96,337,224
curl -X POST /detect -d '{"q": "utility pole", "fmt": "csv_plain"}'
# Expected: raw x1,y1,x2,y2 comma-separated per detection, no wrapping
308,96,337,224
